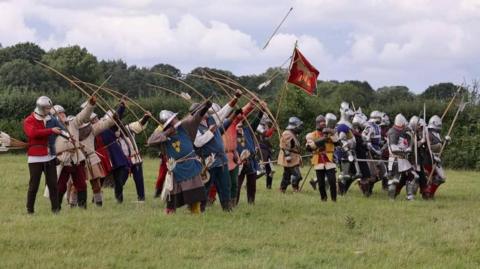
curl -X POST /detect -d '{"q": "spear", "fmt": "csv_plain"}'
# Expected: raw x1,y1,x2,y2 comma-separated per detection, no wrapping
441,83,464,120
427,96,468,184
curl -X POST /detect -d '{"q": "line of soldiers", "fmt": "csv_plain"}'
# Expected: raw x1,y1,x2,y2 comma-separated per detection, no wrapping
22,95,151,214
18,94,450,215
147,90,274,213
277,101,449,201
21,91,275,215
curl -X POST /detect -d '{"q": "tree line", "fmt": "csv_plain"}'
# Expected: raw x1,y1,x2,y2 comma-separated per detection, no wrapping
0,42,478,169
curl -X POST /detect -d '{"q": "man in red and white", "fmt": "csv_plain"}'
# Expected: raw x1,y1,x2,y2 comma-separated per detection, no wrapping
23,96,63,214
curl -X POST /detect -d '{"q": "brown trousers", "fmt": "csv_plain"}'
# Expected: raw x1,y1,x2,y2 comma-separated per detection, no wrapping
27,159,60,213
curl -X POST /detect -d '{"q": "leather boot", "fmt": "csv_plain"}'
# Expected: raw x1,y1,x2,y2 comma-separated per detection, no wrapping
77,191,87,209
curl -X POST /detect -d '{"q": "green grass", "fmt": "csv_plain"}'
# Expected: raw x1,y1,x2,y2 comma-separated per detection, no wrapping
0,154,479,268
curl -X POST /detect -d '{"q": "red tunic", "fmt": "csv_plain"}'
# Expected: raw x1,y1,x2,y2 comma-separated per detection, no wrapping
23,113,55,156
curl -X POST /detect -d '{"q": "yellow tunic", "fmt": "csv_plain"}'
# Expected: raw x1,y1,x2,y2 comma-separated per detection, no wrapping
305,130,337,170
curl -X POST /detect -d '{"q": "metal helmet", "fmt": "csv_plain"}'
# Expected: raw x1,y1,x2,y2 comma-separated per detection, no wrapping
394,113,407,128
339,101,354,119
325,113,337,129
369,110,383,124
315,115,325,130
51,105,65,115
159,110,178,128
35,96,53,116
418,118,426,127
380,113,390,127
352,112,367,129
428,115,442,130
409,116,420,131
208,103,221,115
260,114,272,125
286,116,303,132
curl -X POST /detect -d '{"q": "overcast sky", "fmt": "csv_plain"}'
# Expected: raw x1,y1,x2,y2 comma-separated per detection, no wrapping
0,0,479,91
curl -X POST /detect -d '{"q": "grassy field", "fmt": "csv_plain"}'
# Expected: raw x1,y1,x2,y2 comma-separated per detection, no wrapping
0,154,479,268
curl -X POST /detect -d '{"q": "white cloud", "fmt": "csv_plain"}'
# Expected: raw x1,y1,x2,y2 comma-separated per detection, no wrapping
0,0,478,91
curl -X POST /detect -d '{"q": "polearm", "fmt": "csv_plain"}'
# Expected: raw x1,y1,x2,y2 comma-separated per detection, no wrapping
427,97,468,184
441,83,464,120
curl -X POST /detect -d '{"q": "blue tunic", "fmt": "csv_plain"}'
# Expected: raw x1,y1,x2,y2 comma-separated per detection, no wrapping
195,116,228,168
334,123,353,162
165,126,203,182
101,105,130,169
367,122,382,151
46,116,65,156
237,126,259,174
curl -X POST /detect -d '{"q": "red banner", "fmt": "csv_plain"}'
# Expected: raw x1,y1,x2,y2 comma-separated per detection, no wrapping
287,48,320,95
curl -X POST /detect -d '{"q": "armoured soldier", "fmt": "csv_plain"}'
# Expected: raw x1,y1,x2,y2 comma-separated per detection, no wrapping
278,116,303,192
256,115,276,189
379,112,391,190
352,110,373,196
386,114,416,200
423,115,450,199
408,116,429,198
335,102,360,194
361,110,388,195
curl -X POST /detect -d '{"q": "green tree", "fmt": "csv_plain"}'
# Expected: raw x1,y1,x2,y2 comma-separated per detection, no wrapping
42,45,101,84
0,42,45,65
421,82,462,101
0,59,57,91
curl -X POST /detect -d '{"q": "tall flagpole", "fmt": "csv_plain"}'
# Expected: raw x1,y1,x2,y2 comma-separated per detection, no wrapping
275,41,298,123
